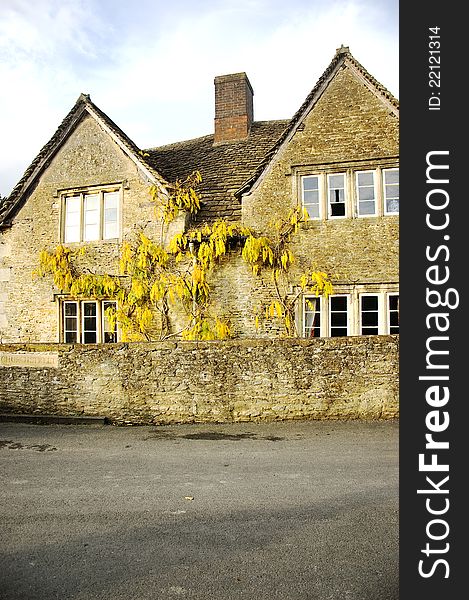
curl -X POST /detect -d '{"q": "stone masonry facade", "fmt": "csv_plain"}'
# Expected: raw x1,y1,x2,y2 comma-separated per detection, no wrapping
0,337,398,424
0,47,399,421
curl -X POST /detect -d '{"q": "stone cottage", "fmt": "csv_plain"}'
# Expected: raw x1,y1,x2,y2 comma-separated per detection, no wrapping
0,46,398,346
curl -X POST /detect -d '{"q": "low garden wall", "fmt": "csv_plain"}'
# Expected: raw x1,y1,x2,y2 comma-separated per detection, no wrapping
0,336,399,424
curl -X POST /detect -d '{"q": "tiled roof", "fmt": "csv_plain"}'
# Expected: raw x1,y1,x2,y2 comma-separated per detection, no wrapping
145,119,289,224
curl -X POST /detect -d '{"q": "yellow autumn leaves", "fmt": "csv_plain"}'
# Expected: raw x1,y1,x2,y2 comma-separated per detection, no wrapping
36,176,332,341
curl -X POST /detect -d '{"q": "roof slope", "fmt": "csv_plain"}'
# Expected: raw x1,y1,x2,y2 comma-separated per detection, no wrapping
0,94,167,227
145,119,289,223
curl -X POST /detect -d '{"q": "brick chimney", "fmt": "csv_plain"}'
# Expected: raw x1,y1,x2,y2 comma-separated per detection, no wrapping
214,72,254,144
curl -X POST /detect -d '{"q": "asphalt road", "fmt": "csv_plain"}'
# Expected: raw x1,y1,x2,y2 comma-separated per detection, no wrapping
0,420,398,600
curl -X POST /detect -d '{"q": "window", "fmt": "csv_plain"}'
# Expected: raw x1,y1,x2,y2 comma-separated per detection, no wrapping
383,169,399,214
329,295,349,337
303,296,321,337
327,174,346,218
63,189,120,242
360,294,379,335
298,166,398,221
388,294,399,334
356,171,377,216
302,290,398,339
62,300,117,343
302,176,321,219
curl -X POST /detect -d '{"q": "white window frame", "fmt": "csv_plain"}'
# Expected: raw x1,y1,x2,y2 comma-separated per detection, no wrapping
62,187,121,243
359,293,380,335
102,301,118,343
301,175,321,220
302,295,322,338
301,290,398,339
63,300,79,343
62,300,118,344
328,294,350,337
356,170,377,217
383,168,399,215
387,293,399,334
327,173,347,219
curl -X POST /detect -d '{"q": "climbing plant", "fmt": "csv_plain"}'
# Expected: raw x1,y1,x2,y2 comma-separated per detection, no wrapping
36,171,333,340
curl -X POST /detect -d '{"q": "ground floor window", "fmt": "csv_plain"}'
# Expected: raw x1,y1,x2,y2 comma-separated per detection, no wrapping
301,288,398,338
62,300,117,343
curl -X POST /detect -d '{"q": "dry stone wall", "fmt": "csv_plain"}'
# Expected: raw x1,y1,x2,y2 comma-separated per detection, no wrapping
0,336,398,424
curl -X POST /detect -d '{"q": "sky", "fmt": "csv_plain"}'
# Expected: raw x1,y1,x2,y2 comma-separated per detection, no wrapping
0,0,398,198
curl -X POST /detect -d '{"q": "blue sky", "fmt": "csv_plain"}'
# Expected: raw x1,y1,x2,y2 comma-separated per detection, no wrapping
0,0,398,197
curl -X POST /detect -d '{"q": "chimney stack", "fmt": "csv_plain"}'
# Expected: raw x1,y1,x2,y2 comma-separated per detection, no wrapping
214,72,253,144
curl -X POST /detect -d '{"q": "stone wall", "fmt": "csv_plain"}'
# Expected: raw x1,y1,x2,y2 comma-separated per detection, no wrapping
0,336,399,424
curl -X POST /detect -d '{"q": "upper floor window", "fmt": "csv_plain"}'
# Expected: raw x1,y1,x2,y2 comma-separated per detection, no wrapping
63,188,120,243
383,168,399,214
356,171,377,216
299,166,399,220
302,176,321,219
327,174,346,218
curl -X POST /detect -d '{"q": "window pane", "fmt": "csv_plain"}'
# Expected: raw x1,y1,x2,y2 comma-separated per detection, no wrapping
362,296,378,311
386,198,399,213
357,172,374,186
303,176,319,192
358,187,375,202
331,296,347,311
331,327,347,337
84,331,97,344
359,201,375,215
84,194,100,241
83,302,97,316
362,312,378,327
64,303,77,316
389,295,399,311
333,312,347,327
385,169,399,184
65,317,77,330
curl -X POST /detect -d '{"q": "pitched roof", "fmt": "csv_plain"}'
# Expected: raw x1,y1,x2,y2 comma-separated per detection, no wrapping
1,46,398,229
0,94,168,227
237,45,399,197
145,119,289,223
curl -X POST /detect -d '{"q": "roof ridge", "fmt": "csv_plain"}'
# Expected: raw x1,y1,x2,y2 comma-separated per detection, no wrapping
145,119,291,153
